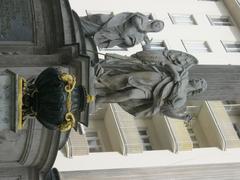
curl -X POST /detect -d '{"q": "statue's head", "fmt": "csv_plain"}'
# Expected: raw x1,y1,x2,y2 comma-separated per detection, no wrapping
149,20,164,32
187,78,207,96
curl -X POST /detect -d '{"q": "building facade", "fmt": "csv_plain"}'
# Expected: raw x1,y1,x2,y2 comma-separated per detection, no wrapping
54,0,240,179
69,0,240,65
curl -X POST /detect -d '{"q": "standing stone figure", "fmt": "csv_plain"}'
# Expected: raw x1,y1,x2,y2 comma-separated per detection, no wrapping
95,50,207,120
80,12,164,48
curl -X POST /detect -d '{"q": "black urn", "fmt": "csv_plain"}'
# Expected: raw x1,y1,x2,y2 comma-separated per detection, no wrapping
23,68,89,131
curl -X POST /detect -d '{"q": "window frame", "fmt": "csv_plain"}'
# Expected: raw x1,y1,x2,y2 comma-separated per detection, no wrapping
182,40,212,53
85,130,103,153
144,40,169,50
221,41,240,53
207,15,234,26
169,13,197,25
138,127,153,151
185,119,200,148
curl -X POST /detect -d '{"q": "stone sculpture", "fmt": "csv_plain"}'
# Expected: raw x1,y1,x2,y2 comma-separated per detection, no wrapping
80,12,164,48
95,50,207,120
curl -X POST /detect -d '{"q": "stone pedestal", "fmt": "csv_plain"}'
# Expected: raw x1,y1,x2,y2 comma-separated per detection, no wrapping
0,70,61,179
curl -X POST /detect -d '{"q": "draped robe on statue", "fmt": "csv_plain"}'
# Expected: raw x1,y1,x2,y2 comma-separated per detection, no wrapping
95,50,198,118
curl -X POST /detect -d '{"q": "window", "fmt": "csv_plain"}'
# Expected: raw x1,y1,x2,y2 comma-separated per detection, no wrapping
169,14,197,25
143,40,168,50
186,123,200,148
182,40,212,53
138,128,152,150
85,131,103,152
221,41,240,52
207,15,233,26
